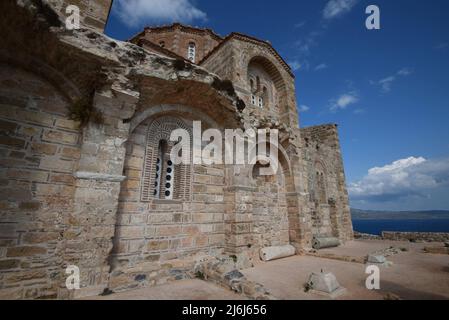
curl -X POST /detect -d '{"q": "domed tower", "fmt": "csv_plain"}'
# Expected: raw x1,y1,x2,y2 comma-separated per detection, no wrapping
130,23,223,63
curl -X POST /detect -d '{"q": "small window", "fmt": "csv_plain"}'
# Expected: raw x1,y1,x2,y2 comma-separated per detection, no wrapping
153,140,167,199
251,94,256,105
258,96,264,108
159,41,165,48
263,86,267,97
188,42,196,63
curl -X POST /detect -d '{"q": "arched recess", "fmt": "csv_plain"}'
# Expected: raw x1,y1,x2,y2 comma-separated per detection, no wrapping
111,105,230,271
0,51,81,103
246,55,287,112
141,116,193,202
246,141,297,248
129,104,220,133
313,160,328,205
0,60,82,298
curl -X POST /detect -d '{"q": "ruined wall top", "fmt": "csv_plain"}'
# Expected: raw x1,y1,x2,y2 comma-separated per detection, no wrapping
47,0,113,31
130,23,294,77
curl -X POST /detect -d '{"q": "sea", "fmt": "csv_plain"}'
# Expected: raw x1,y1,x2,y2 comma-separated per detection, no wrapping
352,219,449,236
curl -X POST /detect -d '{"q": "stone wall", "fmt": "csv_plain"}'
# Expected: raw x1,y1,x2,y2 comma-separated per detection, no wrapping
110,117,227,291
47,0,112,31
201,36,298,126
300,124,353,242
382,232,449,243
0,63,81,299
200,35,311,249
140,24,222,63
251,166,290,248
353,231,382,240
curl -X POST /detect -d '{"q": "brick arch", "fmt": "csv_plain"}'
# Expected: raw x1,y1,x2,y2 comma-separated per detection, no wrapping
141,116,193,202
247,55,287,94
129,104,220,134
247,141,292,180
0,51,81,103
246,141,299,249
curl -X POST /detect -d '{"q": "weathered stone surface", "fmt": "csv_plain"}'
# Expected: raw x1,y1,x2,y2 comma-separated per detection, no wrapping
367,254,387,264
6,246,47,257
259,245,296,261
382,231,449,243
307,272,341,294
0,259,20,270
74,171,126,182
424,246,449,255
312,237,340,250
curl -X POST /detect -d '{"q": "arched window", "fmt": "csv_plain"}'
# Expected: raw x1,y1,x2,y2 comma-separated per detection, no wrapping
141,117,192,201
258,96,264,108
248,57,284,111
153,140,175,199
187,42,196,63
251,94,256,105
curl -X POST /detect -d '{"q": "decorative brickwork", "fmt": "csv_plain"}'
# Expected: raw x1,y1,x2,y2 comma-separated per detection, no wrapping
0,1,354,299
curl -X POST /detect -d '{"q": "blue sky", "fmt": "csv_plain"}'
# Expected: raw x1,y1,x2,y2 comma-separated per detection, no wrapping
106,0,449,211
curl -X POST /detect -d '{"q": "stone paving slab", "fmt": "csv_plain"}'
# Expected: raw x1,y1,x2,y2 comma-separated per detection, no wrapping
82,279,245,300
243,240,449,300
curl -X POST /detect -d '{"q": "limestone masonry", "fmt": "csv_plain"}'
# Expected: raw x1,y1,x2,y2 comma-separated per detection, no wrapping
0,0,353,299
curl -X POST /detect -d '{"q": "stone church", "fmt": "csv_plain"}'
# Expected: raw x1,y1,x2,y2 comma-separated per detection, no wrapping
0,0,353,299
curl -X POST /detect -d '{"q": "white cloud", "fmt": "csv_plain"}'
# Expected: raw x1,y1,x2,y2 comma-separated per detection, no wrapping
378,76,395,93
299,105,310,112
288,61,302,72
323,0,358,20
114,0,207,27
315,63,328,71
330,92,359,112
349,157,449,202
397,68,413,76
372,68,413,93
295,21,307,28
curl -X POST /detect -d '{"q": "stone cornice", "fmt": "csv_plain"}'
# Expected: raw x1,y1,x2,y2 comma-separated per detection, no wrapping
74,171,126,182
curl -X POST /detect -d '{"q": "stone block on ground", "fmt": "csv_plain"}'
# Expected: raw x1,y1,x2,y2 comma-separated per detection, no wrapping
424,246,449,255
312,237,340,250
259,245,296,262
367,254,387,264
306,271,346,298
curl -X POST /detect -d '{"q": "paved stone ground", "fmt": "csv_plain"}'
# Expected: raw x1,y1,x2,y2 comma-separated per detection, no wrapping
83,240,449,300
85,279,244,300
243,240,449,300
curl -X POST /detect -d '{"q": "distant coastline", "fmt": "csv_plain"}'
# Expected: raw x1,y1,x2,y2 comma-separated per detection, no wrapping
351,208,449,220
351,208,449,235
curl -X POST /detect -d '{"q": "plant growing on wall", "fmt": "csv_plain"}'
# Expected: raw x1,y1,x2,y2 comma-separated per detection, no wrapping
69,75,107,127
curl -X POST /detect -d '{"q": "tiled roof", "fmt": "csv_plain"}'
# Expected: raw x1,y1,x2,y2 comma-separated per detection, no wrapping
129,23,223,42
